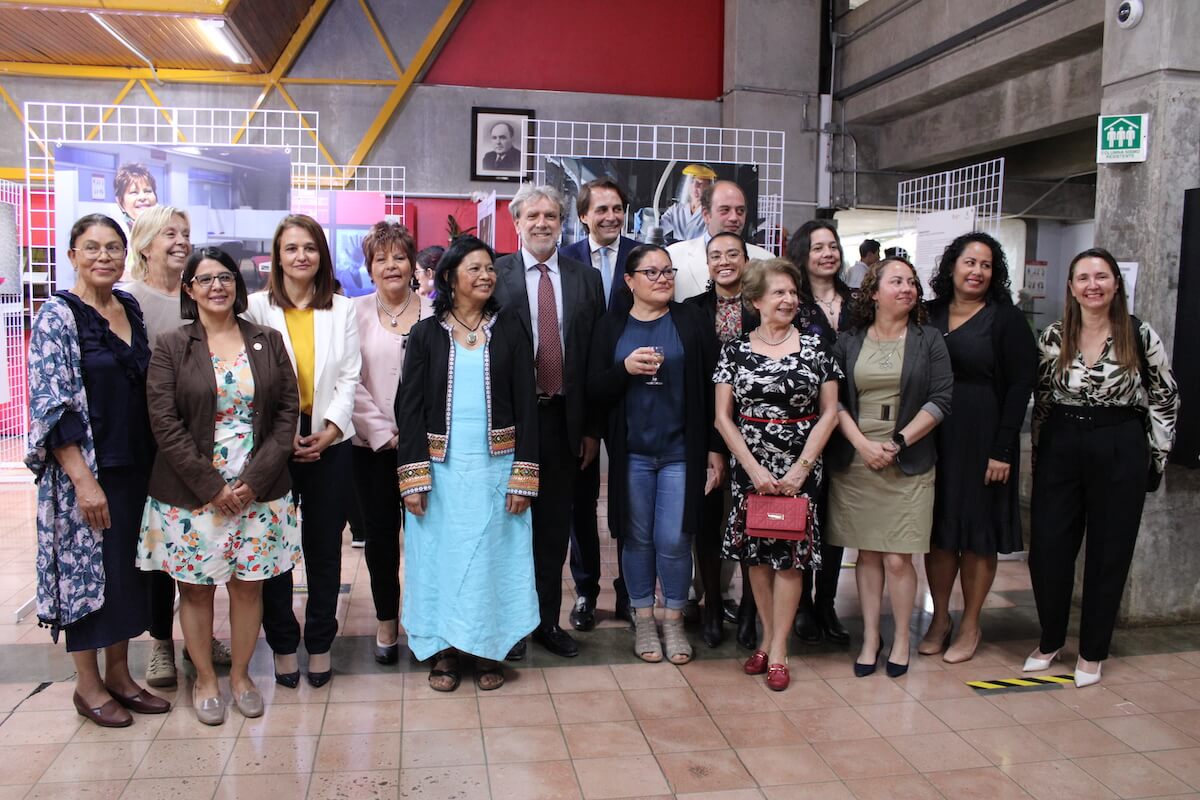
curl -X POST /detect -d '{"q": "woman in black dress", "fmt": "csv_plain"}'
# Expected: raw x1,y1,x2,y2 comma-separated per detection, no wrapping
918,233,1036,663
27,214,170,727
787,220,857,645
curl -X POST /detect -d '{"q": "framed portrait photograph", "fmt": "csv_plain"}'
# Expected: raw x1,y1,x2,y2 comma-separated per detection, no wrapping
471,107,534,182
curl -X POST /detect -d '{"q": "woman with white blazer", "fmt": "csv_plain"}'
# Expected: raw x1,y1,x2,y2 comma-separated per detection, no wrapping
245,214,361,688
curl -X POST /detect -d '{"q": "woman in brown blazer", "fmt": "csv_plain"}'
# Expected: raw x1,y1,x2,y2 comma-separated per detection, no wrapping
138,247,299,725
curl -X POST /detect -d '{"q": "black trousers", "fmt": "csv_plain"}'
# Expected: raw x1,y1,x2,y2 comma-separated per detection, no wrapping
148,571,176,641
803,482,843,606
568,453,628,606
351,445,402,622
262,437,351,656
694,485,727,612
532,399,576,628
1030,413,1147,662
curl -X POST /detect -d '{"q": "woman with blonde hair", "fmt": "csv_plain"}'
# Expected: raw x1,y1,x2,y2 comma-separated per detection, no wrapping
124,205,234,687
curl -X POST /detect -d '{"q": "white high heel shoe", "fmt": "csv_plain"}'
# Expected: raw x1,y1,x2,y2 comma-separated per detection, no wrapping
1022,648,1060,672
1074,660,1102,688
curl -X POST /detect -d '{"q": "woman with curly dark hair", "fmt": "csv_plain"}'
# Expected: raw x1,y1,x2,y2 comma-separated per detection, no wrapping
917,233,1037,663
825,257,952,678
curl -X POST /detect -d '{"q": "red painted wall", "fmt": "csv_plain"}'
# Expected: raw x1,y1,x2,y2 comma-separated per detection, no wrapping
402,197,518,255
425,0,724,100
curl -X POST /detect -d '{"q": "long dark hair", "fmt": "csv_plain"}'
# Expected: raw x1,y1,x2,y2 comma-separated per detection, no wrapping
928,232,1012,309
1058,247,1137,375
785,219,849,303
432,235,500,318
268,214,335,310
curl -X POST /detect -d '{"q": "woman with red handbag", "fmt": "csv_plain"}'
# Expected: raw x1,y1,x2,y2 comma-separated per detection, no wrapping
825,257,953,679
713,258,842,691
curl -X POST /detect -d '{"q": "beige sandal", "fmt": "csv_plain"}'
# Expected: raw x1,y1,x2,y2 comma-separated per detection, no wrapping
633,613,663,663
662,617,693,665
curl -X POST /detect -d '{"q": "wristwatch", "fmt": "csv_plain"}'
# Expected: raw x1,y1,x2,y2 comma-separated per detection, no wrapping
891,432,908,451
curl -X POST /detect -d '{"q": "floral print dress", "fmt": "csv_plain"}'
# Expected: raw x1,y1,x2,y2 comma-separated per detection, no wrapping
139,350,301,585
714,333,842,570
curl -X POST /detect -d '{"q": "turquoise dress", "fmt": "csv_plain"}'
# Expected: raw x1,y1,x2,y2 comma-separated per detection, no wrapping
401,343,539,661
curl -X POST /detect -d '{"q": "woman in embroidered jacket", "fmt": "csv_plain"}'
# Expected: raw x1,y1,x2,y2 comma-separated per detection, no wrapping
27,214,170,728
396,236,539,693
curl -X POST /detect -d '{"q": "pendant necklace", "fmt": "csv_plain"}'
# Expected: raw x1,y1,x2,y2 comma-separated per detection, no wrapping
814,292,838,322
377,291,413,328
451,310,484,345
754,325,792,346
869,329,904,369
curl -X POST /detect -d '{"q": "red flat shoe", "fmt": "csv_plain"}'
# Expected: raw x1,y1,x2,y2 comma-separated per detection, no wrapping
766,662,790,691
743,650,768,675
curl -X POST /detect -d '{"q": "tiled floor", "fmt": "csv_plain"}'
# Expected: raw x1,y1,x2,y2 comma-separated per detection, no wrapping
1,479,1199,798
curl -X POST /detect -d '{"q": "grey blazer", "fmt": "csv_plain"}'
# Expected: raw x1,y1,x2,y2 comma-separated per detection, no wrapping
826,321,953,475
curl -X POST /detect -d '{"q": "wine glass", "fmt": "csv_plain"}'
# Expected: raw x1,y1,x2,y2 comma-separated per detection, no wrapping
646,346,665,386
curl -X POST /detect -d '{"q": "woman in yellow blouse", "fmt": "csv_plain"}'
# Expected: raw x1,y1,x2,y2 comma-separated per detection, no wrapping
1026,247,1178,687
246,215,361,689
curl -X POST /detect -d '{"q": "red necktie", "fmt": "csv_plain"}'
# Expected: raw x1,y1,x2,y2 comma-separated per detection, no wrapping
535,264,563,396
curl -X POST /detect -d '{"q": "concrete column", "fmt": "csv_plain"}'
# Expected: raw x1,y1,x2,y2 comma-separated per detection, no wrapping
722,0,823,235
1094,0,1200,624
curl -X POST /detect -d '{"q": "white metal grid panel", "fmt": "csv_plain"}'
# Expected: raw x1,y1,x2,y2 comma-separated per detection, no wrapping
896,158,1005,235
23,103,319,310
291,164,407,224
529,119,786,254
0,180,25,463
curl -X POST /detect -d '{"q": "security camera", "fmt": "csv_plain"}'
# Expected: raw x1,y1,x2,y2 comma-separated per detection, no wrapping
1116,0,1144,29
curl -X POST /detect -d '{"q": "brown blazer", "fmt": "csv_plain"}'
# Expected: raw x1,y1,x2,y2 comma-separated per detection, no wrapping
146,318,299,507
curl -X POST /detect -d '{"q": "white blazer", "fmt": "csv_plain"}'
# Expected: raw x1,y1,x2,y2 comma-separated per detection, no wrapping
245,291,361,445
667,235,774,301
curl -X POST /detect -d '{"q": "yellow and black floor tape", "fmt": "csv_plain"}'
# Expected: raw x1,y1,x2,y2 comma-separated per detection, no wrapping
967,675,1074,690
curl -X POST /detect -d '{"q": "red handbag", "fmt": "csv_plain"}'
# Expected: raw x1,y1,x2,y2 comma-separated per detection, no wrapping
745,493,810,541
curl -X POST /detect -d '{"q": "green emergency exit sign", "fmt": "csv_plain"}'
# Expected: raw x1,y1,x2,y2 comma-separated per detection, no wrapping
1097,114,1148,164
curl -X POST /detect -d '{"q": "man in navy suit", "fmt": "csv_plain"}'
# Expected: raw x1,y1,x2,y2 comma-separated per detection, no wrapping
559,178,637,631
493,184,605,659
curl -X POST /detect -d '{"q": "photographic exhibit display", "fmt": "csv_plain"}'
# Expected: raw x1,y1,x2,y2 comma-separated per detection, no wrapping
471,106,534,182
291,188,393,297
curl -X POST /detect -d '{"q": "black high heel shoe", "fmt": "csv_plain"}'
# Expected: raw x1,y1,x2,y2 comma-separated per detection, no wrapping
736,595,758,651
854,637,884,678
274,654,300,689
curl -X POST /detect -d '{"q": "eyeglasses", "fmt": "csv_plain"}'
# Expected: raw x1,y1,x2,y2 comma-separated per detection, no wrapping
190,273,237,288
707,250,745,263
632,267,678,282
72,243,126,259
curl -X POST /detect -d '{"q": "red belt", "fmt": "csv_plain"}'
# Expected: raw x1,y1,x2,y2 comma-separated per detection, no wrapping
739,412,818,425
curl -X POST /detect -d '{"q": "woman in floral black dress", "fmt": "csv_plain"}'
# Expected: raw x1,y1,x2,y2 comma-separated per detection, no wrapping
714,258,841,690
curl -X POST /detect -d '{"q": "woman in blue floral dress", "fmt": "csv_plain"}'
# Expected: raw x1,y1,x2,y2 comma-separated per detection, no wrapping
139,248,300,725
27,214,171,728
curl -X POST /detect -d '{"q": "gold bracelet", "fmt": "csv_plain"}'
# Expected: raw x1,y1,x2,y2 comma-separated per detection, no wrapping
797,457,814,470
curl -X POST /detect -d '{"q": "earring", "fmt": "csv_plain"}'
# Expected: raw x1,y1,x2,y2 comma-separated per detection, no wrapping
410,275,420,292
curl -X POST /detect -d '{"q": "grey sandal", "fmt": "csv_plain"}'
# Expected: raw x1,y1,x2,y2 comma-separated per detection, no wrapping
633,613,663,663
662,617,693,664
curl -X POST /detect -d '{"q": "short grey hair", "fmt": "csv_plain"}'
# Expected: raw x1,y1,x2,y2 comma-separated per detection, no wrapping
126,205,190,280
509,183,567,223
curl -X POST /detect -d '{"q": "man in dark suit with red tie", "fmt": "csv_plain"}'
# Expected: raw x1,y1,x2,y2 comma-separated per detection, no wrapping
493,184,605,659
558,178,638,630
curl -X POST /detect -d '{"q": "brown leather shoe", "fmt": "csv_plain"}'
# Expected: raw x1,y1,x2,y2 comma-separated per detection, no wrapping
106,686,171,715
73,692,133,728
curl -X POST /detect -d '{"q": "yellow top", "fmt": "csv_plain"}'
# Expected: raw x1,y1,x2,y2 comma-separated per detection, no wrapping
283,308,315,414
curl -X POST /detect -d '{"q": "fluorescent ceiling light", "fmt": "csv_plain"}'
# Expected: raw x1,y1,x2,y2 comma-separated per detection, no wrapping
198,19,251,65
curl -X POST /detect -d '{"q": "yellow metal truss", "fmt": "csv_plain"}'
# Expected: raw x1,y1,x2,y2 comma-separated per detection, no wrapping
0,0,469,181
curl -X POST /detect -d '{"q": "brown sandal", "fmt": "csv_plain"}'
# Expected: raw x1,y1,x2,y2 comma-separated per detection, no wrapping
475,659,505,691
428,653,461,692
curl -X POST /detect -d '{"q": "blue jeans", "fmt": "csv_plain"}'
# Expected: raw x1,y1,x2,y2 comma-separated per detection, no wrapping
623,454,690,610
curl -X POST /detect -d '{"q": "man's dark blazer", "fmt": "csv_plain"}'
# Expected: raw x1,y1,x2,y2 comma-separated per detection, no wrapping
493,250,606,453
559,234,637,312
482,147,522,172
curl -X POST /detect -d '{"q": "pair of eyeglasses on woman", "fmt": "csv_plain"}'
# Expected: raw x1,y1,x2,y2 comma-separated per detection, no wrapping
72,243,127,258
190,273,237,288
632,267,678,282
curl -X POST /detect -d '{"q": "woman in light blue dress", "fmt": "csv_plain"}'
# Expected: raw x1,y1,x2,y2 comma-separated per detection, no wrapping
396,236,540,692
